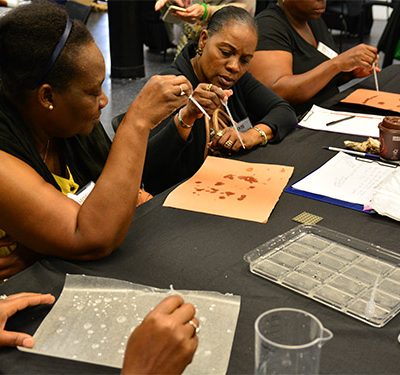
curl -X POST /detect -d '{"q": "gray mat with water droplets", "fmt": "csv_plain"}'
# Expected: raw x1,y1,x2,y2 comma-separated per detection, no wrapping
19,274,241,374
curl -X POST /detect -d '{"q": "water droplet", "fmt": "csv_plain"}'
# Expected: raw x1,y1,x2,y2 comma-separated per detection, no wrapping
97,353,102,357
56,328,63,334
104,297,112,303
88,330,94,335
204,350,212,356
94,308,98,312
91,344,100,349
118,348,125,354
117,316,127,323
73,340,80,344
58,316,66,321
83,323,92,330
76,305,84,311
226,329,232,333
72,355,77,359
100,324,106,329
95,299,102,304
113,297,118,301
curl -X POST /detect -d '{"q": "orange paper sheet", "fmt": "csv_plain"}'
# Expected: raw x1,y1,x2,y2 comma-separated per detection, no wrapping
163,156,294,223
341,89,400,113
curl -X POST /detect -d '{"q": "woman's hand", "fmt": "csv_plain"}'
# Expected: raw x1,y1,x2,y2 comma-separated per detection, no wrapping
352,62,381,78
175,4,205,24
182,83,232,124
333,44,378,73
122,295,198,375
129,75,193,128
0,246,41,280
0,293,55,348
211,125,272,152
155,0,187,12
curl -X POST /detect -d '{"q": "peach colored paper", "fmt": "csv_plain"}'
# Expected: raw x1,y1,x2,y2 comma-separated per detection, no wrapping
341,89,400,113
163,156,294,223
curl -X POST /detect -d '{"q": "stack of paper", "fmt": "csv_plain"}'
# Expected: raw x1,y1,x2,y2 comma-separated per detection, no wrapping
288,152,396,210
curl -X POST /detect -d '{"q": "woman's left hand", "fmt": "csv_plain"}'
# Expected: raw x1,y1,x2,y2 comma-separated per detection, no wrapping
0,292,55,348
211,127,260,153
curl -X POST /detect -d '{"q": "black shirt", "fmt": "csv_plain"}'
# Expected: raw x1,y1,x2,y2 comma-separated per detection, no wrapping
255,3,341,115
143,42,297,195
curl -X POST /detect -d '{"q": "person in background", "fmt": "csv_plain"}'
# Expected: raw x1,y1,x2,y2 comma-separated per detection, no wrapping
248,0,379,115
0,293,198,374
0,1,192,279
155,0,256,56
143,6,297,195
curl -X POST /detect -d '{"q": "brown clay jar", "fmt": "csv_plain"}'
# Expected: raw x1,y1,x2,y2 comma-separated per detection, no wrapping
378,116,400,163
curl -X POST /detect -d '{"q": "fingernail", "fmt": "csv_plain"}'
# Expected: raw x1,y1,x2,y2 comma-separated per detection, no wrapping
22,337,35,348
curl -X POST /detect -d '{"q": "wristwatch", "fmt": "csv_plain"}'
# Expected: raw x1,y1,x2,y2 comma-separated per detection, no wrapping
253,126,268,146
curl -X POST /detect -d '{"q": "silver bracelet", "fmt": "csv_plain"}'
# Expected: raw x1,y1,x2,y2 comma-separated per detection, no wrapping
177,108,194,128
253,126,268,146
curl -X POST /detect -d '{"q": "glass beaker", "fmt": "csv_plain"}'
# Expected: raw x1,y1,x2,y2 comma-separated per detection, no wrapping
255,308,333,375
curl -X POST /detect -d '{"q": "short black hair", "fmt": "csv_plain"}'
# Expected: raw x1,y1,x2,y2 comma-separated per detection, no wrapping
207,6,257,37
0,0,94,100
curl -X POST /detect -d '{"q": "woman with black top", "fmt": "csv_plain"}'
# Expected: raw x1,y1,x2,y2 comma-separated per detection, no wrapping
143,6,297,195
0,2,191,277
0,3,199,371
249,0,379,115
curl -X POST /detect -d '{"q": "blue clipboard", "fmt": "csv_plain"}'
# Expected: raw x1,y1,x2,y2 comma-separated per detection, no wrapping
284,186,366,212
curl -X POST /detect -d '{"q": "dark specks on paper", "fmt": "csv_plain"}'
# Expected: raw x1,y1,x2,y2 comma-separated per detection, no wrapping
238,175,258,183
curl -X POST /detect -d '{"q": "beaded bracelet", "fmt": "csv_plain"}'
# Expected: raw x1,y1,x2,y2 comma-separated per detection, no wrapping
177,108,194,128
200,3,208,21
253,126,268,146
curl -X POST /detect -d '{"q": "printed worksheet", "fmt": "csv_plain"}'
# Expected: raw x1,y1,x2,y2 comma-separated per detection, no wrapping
292,152,395,205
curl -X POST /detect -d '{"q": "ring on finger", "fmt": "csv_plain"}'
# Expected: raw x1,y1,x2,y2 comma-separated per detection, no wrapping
188,319,200,334
224,140,233,148
216,130,224,137
206,83,213,91
179,85,185,96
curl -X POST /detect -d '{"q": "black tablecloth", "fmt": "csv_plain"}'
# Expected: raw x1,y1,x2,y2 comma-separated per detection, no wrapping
1,66,399,375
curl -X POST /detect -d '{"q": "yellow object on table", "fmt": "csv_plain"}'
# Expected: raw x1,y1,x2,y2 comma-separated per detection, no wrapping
0,228,17,257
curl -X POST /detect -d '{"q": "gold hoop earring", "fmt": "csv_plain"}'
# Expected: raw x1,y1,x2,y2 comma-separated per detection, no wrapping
48,104,54,110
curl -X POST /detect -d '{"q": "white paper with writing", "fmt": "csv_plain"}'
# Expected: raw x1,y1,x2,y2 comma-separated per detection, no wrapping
292,152,395,205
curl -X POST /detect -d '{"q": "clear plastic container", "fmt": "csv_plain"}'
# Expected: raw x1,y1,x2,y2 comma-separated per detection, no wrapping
244,224,400,327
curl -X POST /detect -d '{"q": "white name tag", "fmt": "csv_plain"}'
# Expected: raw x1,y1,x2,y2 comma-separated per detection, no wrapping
317,42,338,59
236,117,252,132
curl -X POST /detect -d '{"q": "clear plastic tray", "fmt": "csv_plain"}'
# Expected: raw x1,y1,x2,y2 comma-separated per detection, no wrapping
244,224,400,327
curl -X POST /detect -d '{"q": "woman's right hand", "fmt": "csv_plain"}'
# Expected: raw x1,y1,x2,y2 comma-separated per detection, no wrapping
333,43,378,73
182,83,232,123
155,0,187,12
129,75,193,128
122,295,199,375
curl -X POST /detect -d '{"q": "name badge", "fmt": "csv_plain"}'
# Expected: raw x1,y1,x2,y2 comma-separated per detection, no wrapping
236,117,252,132
317,42,338,59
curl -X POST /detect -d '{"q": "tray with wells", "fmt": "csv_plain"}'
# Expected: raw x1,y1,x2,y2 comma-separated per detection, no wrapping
244,224,400,327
